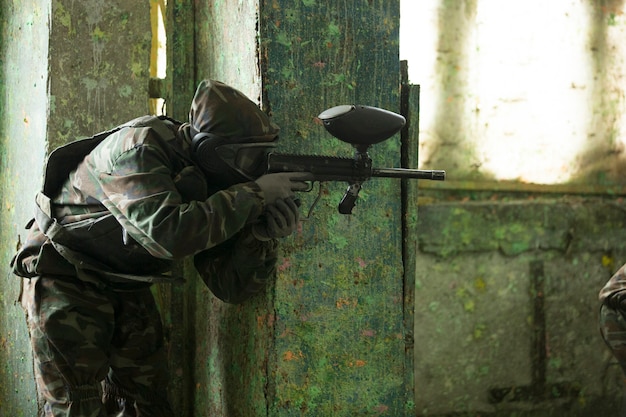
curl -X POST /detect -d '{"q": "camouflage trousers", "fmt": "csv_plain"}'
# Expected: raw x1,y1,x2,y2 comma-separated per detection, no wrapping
21,275,175,417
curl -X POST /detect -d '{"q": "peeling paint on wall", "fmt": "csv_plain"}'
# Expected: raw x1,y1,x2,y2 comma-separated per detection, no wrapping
1,1,153,415
1,1,50,416
48,0,151,143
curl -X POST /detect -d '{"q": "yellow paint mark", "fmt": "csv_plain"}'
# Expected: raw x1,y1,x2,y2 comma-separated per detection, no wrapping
602,255,614,269
474,276,486,292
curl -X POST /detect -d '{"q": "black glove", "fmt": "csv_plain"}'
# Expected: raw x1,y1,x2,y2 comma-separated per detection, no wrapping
252,197,301,241
254,172,312,205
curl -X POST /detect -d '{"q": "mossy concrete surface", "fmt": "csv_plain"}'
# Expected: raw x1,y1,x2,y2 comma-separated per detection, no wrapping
414,199,626,416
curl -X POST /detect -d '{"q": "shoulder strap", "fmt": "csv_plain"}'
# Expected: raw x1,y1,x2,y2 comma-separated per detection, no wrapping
33,116,183,283
42,130,118,197
42,116,178,197
33,193,182,283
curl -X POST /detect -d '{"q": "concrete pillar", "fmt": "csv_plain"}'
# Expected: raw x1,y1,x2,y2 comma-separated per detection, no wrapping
0,1,153,414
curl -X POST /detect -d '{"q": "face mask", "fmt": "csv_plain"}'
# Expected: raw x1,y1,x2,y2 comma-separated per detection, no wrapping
214,142,277,180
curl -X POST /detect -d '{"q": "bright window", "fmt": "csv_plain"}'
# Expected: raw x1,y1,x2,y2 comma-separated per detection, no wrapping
401,1,626,185
150,0,167,115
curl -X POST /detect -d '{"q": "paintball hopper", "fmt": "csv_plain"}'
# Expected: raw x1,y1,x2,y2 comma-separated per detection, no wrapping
318,105,406,149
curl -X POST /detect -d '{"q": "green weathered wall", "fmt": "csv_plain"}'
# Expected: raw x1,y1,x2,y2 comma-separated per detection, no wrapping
413,196,626,416
404,1,626,415
191,1,272,405
0,0,152,414
190,1,410,416
47,0,152,142
0,1,50,415
5,1,626,417
194,0,261,99
261,1,408,415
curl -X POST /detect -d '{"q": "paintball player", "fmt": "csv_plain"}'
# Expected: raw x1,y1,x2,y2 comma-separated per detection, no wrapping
600,264,626,415
11,79,311,416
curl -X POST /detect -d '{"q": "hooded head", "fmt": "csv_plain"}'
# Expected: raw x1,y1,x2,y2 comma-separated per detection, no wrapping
189,79,280,185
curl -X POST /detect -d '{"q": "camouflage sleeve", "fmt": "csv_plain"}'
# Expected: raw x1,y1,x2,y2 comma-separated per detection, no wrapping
87,128,265,259
193,227,278,304
600,263,626,306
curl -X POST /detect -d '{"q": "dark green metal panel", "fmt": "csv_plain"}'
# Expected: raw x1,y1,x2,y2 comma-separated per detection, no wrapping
402,75,421,412
163,1,197,414
166,0,197,120
258,1,410,415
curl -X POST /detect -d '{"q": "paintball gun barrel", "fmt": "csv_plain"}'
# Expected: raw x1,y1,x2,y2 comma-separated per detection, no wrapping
266,105,446,214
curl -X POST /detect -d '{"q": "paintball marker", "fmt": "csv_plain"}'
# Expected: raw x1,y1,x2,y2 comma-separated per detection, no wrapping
267,104,446,215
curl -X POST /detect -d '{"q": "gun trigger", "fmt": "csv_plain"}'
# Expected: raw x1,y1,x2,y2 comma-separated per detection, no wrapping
301,182,324,220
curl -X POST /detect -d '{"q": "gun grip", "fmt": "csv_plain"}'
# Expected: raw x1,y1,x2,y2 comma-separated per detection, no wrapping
338,183,361,214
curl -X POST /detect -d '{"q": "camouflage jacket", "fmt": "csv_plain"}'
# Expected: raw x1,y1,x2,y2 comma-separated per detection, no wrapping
22,117,278,304
600,263,626,307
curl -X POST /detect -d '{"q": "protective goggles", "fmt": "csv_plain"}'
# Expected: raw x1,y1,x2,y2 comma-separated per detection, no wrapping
214,142,277,180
